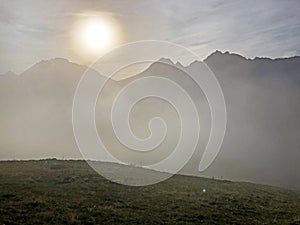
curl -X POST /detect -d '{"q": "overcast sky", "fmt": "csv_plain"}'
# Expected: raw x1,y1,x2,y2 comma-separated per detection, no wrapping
0,0,300,74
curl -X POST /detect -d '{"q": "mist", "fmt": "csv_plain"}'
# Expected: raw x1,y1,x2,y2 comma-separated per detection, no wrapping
0,52,299,189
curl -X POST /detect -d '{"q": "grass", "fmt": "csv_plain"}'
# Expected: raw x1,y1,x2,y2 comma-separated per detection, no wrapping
0,159,299,224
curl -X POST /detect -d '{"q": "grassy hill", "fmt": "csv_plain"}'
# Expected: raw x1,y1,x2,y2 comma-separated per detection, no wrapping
0,159,299,224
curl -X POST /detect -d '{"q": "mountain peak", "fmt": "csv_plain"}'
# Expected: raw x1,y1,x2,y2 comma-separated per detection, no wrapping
21,57,87,76
204,50,247,62
204,50,300,64
1,70,17,76
188,60,201,67
157,57,175,65
37,57,72,66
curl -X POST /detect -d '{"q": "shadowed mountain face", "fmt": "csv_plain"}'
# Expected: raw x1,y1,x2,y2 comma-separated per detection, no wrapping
203,51,300,189
0,52,299,188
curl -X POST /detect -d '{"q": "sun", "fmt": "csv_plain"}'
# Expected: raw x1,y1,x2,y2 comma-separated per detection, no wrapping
82,20,112,51
71,13,122,61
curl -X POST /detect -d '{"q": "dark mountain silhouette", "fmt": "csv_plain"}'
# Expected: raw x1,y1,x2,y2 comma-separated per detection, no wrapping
203,51,300,189
0,52,299,188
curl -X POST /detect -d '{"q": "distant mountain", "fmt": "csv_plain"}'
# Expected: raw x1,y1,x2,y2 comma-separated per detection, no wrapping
0,52,299,188
203,51,300,188
0,58,113,160
0,71,17,76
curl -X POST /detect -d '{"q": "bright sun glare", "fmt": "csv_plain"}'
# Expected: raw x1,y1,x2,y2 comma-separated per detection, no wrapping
82,20,111,51
71,14,121,61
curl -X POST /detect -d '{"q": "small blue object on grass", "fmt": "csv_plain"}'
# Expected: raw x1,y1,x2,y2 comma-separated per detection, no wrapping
202,188,206,193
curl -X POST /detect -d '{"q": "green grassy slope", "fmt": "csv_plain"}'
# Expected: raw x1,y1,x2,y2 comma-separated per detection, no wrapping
0,160,299,224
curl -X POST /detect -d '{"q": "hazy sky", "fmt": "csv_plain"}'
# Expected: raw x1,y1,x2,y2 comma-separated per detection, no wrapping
1,0,300,74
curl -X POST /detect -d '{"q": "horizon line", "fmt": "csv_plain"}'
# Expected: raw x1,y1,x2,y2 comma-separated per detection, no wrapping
1,50,300,76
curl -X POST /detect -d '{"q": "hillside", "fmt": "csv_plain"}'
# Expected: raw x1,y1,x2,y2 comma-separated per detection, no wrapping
0,160,299,224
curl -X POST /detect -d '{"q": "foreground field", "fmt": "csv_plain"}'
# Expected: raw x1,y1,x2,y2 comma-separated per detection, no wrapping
0,160,299,224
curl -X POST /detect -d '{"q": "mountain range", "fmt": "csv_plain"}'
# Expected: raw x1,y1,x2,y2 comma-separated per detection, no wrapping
0,51,299,189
